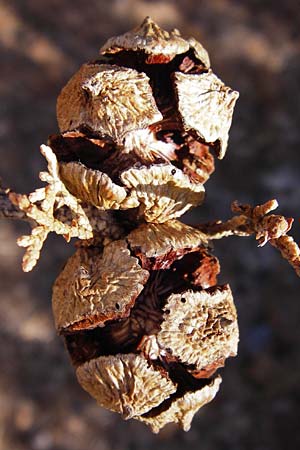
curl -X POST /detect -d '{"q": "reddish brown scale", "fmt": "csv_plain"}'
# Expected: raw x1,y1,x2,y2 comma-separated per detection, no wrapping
155,130,215,184
189,358,226,379
146,54,174,64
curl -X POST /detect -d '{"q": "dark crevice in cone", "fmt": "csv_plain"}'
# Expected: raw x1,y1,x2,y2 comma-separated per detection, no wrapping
152,354,217,393
99,148,163,184
171,249,220,289
112,209,141,234
49,130,162,186
186,357,226,379
141,360,214,419
98,48,207,76
132,245,220,288
155,130,215,184
49,130,116,169
177,50,208,74
133,247,190,271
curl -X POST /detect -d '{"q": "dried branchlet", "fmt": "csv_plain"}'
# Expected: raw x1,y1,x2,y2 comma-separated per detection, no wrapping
197,199,300,276
9,145,123,271
3,17,300,433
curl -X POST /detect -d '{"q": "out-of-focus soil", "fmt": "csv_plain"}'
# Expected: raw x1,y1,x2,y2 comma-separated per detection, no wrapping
0,1,300,449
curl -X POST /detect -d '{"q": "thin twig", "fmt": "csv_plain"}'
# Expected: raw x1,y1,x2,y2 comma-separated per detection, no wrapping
196,200,300,276
0,186,35,224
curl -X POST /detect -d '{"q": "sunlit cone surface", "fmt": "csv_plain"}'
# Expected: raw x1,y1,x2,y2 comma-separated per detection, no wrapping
57,64,163,142
52,240,149,332
76,353,177,419
120,164,205,222
59,161,130,210
127,220,209,260
157,286,239,373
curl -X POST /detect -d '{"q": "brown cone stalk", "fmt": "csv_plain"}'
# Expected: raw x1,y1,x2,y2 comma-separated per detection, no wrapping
2,17,299,433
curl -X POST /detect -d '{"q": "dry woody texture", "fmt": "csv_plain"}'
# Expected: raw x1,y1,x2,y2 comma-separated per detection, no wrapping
1,17,299,433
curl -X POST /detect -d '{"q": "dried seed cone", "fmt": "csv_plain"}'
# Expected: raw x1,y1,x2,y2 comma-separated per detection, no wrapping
52,16,238,223
42,17,241,433
52,221,239,432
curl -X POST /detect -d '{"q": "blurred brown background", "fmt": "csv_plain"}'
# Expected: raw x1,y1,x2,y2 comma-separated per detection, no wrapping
0,1,300,449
